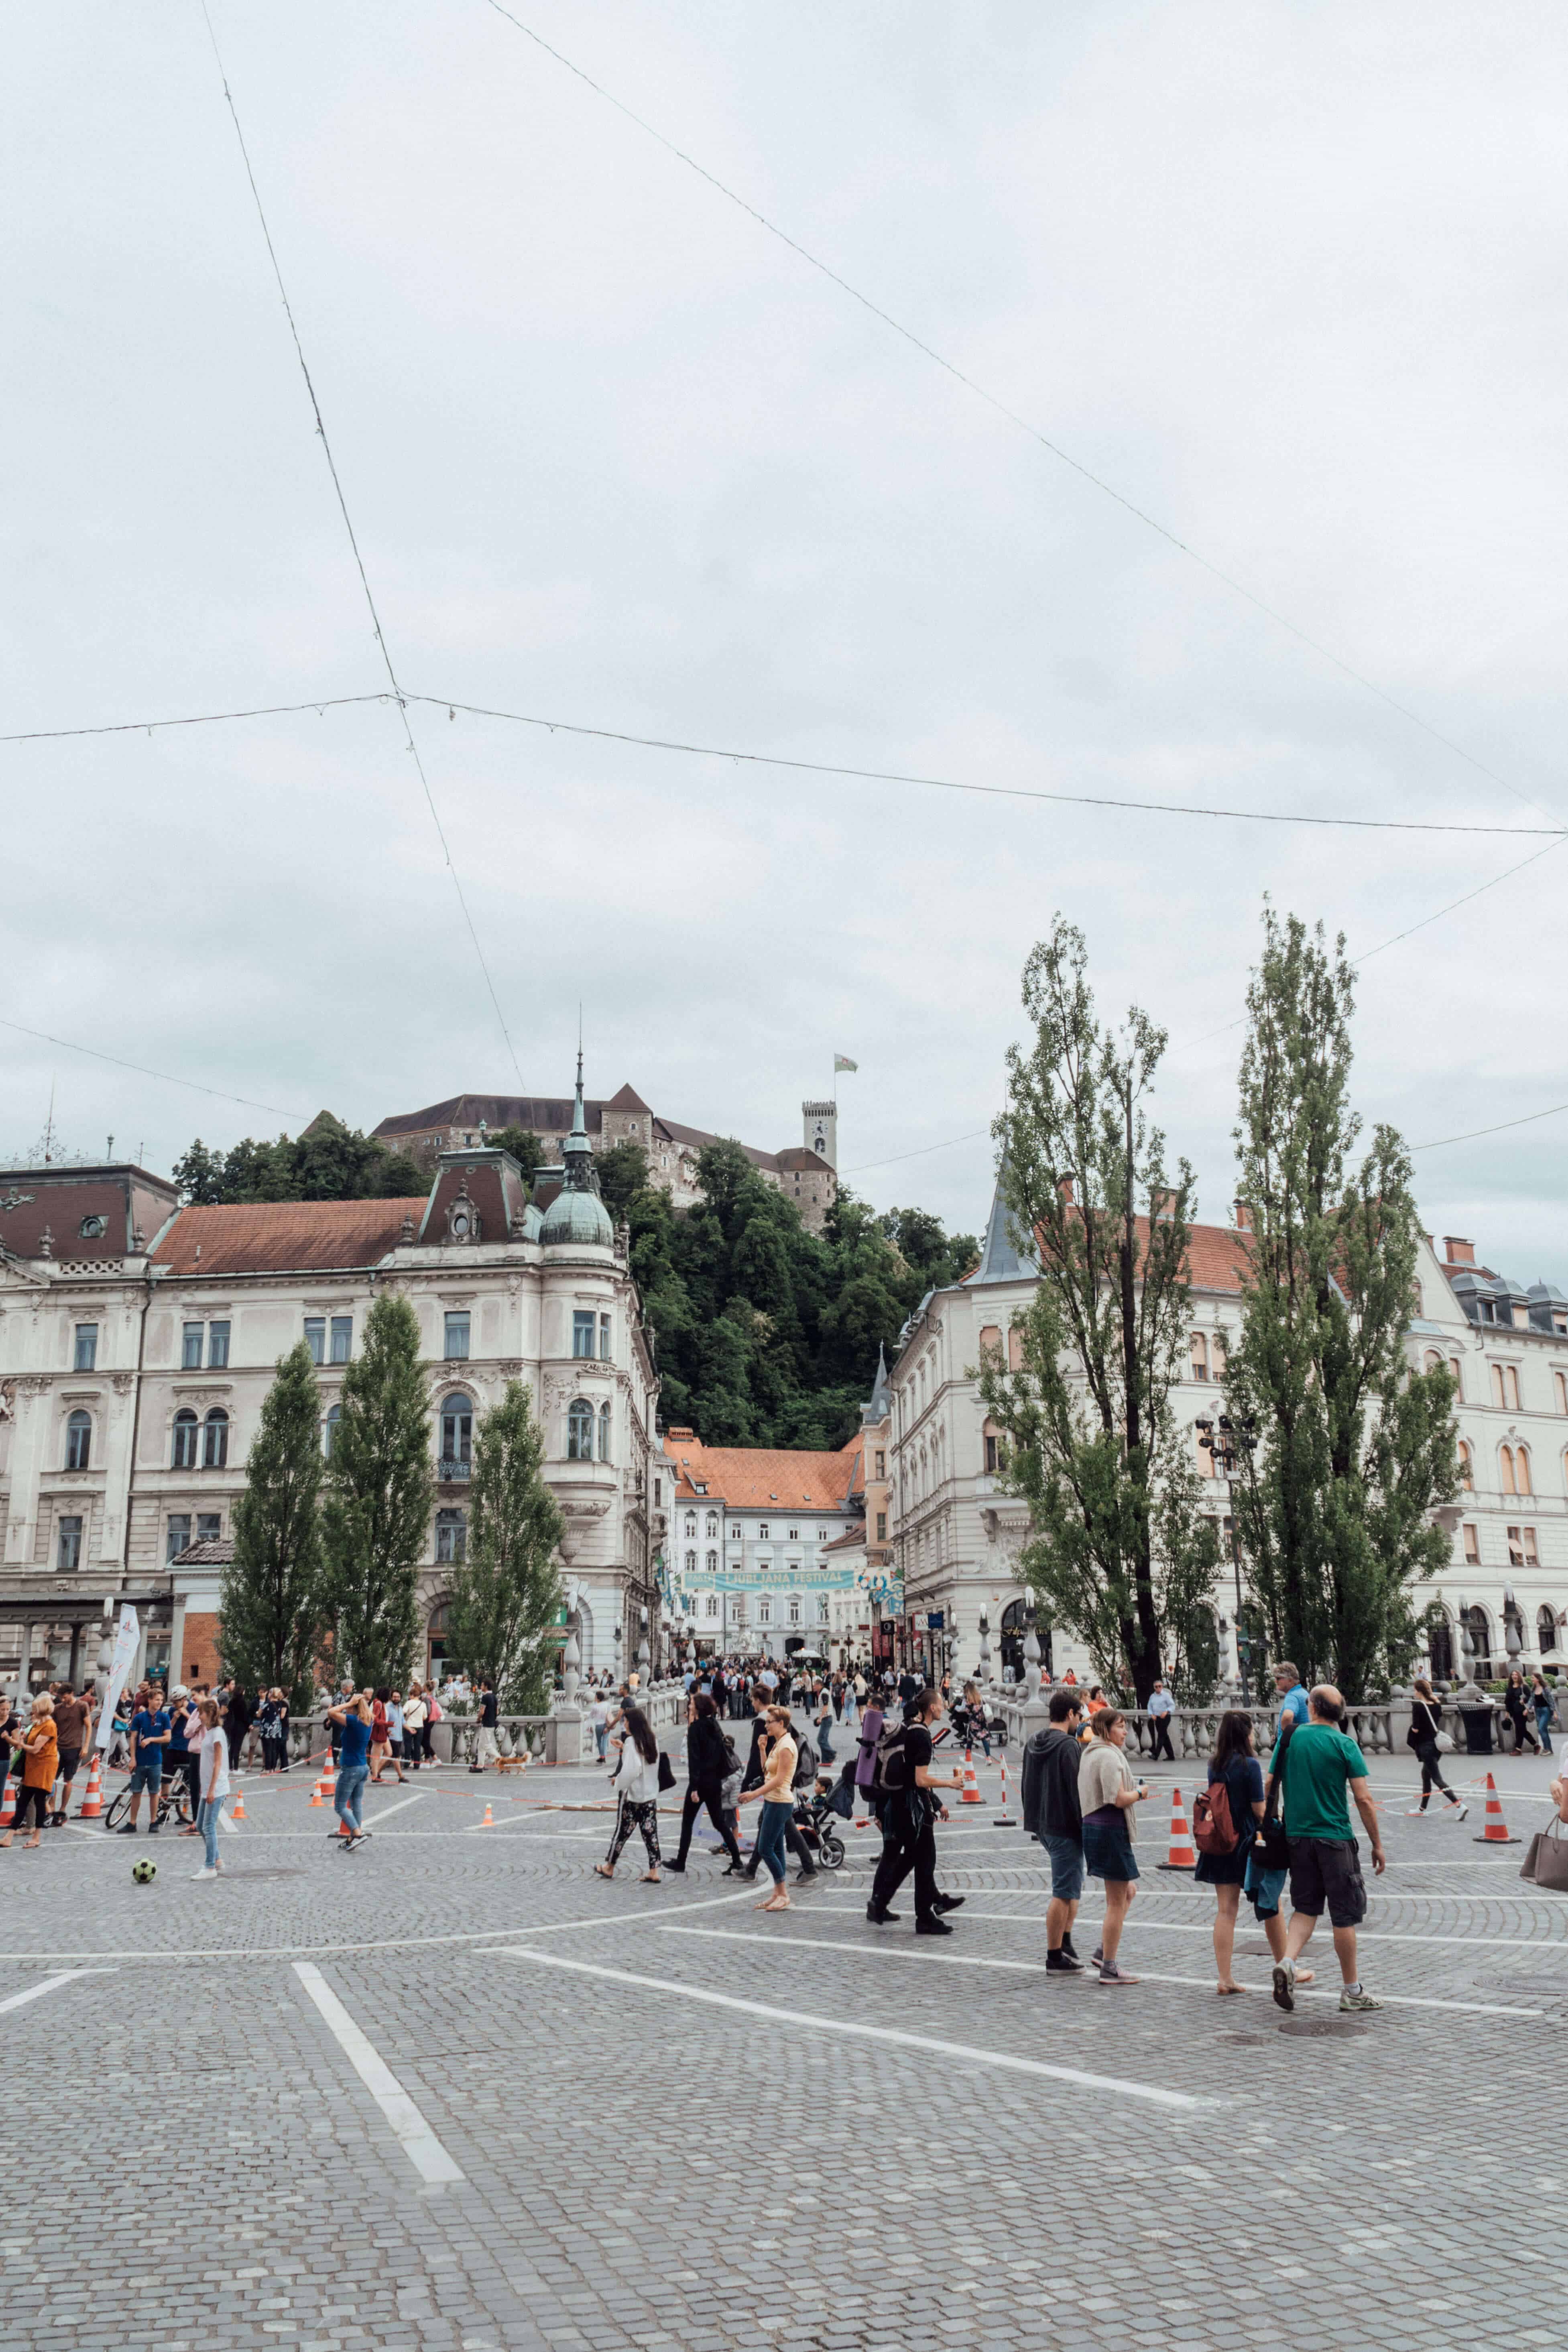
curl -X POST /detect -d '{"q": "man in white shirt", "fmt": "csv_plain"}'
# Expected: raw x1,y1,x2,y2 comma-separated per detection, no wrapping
1147,1678,1176,1761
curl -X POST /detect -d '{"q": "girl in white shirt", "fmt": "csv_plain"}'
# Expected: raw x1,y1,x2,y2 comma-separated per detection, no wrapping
192,1696,230,1880
596,1707,663,1882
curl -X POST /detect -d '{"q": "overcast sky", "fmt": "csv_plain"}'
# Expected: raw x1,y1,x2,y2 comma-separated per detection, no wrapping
6,3,1566,1275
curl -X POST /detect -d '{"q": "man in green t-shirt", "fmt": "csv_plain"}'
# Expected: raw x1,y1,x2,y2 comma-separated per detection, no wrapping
1266,1685,1386,2017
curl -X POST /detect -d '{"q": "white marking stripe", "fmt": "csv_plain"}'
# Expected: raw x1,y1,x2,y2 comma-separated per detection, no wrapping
292,1962,463,2183
656,1925,1544,2019
360,1791,425,1826
804,1899,1568,1960
0,1968,114,2014
496,1947,1208,2108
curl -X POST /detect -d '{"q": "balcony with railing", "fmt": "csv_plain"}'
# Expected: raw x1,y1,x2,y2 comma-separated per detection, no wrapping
438,1456,472,1484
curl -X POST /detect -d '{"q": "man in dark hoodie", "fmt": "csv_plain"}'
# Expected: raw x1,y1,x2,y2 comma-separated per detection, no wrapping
1023,1689,1087,1972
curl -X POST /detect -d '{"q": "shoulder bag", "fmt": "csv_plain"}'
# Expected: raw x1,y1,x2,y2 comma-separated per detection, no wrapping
1255,1722,1293,1871
1519,1814,1568,1893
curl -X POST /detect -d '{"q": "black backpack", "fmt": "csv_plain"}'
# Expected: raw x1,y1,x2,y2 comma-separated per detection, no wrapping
871,1720,911,1794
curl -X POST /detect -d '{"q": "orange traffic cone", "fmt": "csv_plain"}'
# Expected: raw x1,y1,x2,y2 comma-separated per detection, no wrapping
310,1780,324,1808
77,1753,103,1819
1473,1772,1519,1844
959,1747,983,1804
0,1776,14,1832
1158,1786,1197,1870
230,1789,246,1822
480,1801,494,1828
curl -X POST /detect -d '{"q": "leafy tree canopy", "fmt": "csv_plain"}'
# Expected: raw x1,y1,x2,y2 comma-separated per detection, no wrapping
487,1126,548,1186
174,1112,424,1204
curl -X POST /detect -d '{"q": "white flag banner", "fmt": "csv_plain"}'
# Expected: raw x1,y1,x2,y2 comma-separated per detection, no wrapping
94,1603,140,1749
834,1053,858,1073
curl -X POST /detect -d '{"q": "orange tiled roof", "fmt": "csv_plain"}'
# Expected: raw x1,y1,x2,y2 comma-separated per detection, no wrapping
150,1199,427,1276
664,1431,862,1510
1021,1212,1250,1297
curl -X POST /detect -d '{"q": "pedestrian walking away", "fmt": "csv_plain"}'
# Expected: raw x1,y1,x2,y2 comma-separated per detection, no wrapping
1022,1688,1087,1970
597,1706,663,1882
1268,1685,1387,2014
326,1690,373,1847
867,1685,965,1933
1194,1710,1272,1994
1078,1706,1150,1984
666,1692,744,1874
0,1693,59,1850
191,1696,230,1879
1406,1679,1467,1816
1146,1678,1176,1762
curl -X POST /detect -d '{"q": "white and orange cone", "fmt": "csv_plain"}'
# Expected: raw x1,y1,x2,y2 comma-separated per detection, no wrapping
1473,1771,1519,1844
1157,1785,1197,1870
0,1776,15,1832
230,1789,246,1823
959,1747,983,1805
480,1801,494,1828
77,1753,104,1819
992,1752,1015,1827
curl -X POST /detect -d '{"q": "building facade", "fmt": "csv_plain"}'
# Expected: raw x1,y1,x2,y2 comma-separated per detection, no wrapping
886,1179,1568,1690
374,1088,838,1230
662,1426,867,1661
0,1075,662,1697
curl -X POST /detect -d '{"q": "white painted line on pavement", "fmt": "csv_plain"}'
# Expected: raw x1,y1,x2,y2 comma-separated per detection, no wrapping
460,1805,563,1834
802,1899,1568,1959
497,1945,1209,2107
361,1791,425,1828
655,1924,1544,2018
292,1962,463,2185
0,1968,116,2015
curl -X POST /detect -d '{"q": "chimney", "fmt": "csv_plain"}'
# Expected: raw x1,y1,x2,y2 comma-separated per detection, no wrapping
1058,1175,1075,1205
1233,1199,1252,1233
1444,1237,1475,1266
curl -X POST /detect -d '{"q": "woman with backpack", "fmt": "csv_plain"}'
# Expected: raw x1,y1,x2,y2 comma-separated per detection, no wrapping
667,1692,744,1874
1195,1712,1271,1994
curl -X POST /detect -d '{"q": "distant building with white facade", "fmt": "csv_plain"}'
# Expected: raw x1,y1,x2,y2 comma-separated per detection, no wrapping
663,1421,868,1661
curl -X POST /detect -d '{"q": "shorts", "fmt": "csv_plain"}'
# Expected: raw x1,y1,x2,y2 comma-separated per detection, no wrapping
1039,1832,1085,1903
128,1760,163,1797
1081,1817,1140,1883
1244,1851,1288,1919
56,1748,82,1785
1287,1835,1367,1928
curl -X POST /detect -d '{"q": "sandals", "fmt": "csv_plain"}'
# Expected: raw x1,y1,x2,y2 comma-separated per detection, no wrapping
640,1870,661,1884
594,1863,615,1879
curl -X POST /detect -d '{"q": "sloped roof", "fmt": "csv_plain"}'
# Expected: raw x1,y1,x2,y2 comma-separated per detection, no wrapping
604,1084,653,1113
966,1175,1036,1287
962,1181,1250,1298
823,1522,867,1553
774,1147,834,1175
150,1199,426,1276
374,1094,602,1139
664,1431,861,1511
172,1538,235,1566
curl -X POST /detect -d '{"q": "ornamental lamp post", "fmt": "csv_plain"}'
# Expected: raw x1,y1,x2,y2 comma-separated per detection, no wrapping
1504,1585,1523,1669
977,1609,990,1688
1022,1600,1041,1699
638,1602,650,1684
1196,1414,1258,1708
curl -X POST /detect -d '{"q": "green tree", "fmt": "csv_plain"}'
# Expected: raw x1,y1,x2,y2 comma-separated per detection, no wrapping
595,1140,649,1223
445,1381,565,1712
220,1342,326,1693
172,1120,425,1205
979,917,1220,1703
489,1126,548,1187
319,1293,435,1688
1224,907,1458,1699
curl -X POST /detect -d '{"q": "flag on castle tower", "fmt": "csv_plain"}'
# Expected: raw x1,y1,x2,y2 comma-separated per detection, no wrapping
834,1054,858,1072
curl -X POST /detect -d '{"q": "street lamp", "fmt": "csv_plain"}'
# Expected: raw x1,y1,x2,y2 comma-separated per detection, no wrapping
1196,1415,1258,1706
637,1602,650,1684
977,1609,990,1687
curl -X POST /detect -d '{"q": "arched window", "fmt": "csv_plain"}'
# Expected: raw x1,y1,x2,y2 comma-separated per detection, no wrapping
1196,1424,1216,1476
1424,1349,1443,1374
1464,1604,1493,1677
323,1402,341,1461
598,1401,612,1462
64,1409,91,1471
440,1395,472,1474
1190,1334,1209,1382
1557,1371,1568,1415
435,1508,466,1564
1539,1604,1561,1656
1426,1608,1454,1681
1007,1326,1025,1372
684,1549,696,1573
1500,1443,1517,1495
1517,1444,1533,1495
684,1512,697,1537
567,1399,594,1460
704,1512,719,1539
202,1408,228,1469
705,1549,718,1573
172,1409,198,1469
983,1418,1005,1476
977,1325,1002,1367
1457,1438,1472,1490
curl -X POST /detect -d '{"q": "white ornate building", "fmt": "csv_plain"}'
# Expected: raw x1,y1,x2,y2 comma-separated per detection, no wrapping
0,1071,663,1695
888,1179,1568,1690
662,1426,867,1661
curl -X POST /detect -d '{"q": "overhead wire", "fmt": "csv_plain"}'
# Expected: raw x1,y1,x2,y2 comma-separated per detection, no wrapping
0,692,391,744
0,1018,306,1122
477,1,1559,832
196,0,525,1088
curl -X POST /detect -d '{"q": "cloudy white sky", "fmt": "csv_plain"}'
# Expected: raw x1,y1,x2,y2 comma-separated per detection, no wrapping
6,3,1566,1273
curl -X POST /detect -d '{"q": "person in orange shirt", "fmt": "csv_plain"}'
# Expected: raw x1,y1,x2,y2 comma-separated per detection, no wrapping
1,1694,59,1850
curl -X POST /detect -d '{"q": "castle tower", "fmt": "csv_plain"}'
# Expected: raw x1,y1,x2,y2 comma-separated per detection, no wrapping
802,1099,837,1167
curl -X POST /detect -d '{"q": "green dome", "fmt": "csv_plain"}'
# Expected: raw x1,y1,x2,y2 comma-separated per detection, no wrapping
540,1187,613,1247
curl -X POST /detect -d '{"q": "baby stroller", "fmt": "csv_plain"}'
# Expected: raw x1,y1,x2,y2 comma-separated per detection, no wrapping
792,1774,848,1870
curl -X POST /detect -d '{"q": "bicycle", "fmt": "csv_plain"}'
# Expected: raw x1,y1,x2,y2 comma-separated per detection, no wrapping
103,1776,194,1833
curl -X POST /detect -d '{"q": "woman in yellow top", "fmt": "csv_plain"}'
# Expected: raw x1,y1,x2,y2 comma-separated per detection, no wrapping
1,1693,60,1850
738,1705,798,1912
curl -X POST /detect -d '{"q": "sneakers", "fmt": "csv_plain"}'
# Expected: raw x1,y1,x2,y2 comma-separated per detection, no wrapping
1338,1987,1383,2013
1046,1949,1084,1973
932,1894,964,1912
866,1903,901,1923
1272,1958,1296,2013
1454,1804,1469,1822
1061,1935,1080,1962
191,1865,218,1880
915,1915,954,1936
1091,1945,1104,1967
115,1822,138,1835
1096,1961,1137,1984
663,1860,686,1873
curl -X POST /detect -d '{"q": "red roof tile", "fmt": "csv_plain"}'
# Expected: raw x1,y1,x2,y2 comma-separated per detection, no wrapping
150,1199,426,1276
664,1433,862,1510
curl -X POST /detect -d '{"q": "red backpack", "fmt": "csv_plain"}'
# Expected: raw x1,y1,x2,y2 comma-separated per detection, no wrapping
1192,1775,1238,1854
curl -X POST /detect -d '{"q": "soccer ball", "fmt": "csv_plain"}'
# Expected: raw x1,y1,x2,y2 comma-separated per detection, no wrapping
132,1857,157,1884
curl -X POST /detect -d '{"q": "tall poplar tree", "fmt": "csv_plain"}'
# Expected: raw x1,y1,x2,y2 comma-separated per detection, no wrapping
1224,907,1458,1699
319,1292,434,1689
445,1381,566,1713
980,918,1220,1703
221,1341,325,1695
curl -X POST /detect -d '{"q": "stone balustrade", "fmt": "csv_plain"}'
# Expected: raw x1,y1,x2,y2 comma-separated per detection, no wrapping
279,1677,688,1772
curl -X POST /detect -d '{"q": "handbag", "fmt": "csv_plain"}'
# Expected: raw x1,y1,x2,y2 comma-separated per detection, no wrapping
657,1749,676,1793
1435,1731,1455,1753
1520,1815,1568,1893
1255,1722,1293,1871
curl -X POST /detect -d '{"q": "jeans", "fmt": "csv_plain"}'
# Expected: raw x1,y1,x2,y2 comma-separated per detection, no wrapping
596,1729,609,1760
335,1763,368,1834
752,1798,794,1885
1535,1704,1556,1750
197,1795,223,1868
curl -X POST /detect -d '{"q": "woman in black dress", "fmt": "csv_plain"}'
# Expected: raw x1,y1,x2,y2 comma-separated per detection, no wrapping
667,1691,744,1873
1195,1711,1268,1995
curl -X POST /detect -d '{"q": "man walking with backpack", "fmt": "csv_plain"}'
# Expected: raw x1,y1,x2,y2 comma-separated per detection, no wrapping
1023,1689,1088,1971
1268,1685,1387,2015
866,1686,965,1934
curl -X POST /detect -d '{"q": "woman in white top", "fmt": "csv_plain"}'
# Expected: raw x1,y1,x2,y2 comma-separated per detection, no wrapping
192,1696,230,1880
596,1707,663,1882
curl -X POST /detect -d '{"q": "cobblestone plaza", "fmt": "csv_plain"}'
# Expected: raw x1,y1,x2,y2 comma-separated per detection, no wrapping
7,1745,1565,2352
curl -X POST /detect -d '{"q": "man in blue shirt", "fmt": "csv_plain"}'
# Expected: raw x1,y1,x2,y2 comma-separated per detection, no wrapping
1146,1678,1176,1761
118,1692,171,1834
1274,1663,1312,1732
326,1691,373,1847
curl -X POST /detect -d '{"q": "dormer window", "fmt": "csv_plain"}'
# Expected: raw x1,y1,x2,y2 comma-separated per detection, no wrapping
78,1214,106,1240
